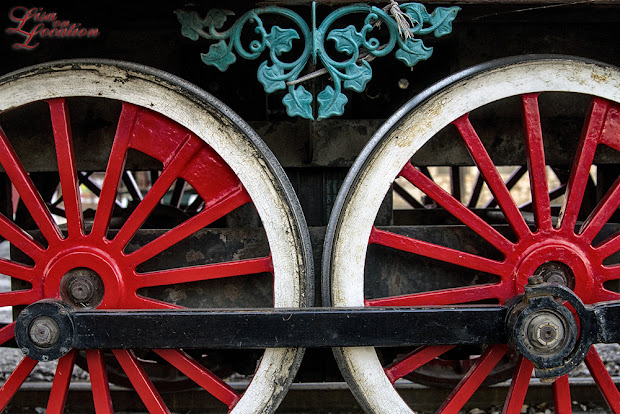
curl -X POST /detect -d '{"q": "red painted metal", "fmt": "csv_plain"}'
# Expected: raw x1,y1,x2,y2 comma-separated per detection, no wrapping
585,347,620,413
552,375,572,414
48,98,84,239
46,350,77,414
436,345,509,414
154,349,241,408
501,356,533,414
452,115,530,240
398,163,514,254
87,350,114,414
0,126,61,244
90,103,138,240
112,350,170,414
558,98,609,232
384,345,456,384
521,94,552,233
0,101,272,411
369,97,620,409
0,357,38,410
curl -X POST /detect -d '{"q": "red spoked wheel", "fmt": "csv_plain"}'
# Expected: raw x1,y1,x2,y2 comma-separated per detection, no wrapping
0,60,312,413
324,56,620,413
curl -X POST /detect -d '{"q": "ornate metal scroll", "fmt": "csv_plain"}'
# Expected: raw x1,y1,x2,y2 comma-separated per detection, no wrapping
176,2,460,120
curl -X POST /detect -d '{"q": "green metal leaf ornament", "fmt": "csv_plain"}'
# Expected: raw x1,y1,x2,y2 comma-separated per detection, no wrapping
201,41,236,72
176,2,459,120
266,26,300,55
343,61,373,93
257,62,286,93
327,26,364,55
317,86,348,120
395,38,433,67
283,86,314,120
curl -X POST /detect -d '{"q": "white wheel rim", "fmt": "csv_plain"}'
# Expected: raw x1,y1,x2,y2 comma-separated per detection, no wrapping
328,57,620,413
0,61,310,414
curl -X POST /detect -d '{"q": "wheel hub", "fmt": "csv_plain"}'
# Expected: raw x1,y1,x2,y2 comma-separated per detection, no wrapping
514,243,593,300
43,249,123,309
533,262,575,289
506,282,598,378
60,267,105,308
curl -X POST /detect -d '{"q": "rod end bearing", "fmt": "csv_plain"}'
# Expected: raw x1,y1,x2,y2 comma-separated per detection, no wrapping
15,300,74,362
507,283,596,378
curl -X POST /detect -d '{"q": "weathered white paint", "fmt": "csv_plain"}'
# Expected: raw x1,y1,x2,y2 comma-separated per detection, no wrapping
330,58,620,413
0,62,307,414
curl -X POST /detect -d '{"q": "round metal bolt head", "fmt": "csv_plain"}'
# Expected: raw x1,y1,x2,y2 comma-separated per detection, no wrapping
527,312,564,349
29,316,60,348
69,278,95,301
536,322,559,346
60,268,104,308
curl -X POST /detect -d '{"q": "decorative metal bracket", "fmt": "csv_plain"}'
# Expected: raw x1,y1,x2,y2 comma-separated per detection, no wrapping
176,2,460,120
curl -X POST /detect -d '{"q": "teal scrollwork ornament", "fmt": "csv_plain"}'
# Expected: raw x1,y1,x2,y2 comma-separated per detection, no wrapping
175,2,459,120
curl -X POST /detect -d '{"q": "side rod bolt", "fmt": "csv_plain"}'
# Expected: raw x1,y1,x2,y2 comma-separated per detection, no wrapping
29,316,60,348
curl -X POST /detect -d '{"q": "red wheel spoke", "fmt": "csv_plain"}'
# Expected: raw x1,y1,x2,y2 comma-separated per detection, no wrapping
0,322,15,345
128,188,250,266
585,347,620,412
91,103,139,239
601,265,620,283
0,259,37,283
484,166,527,209
0,289,40,307
133,256,272,289
580,175,620,242
371,227,510,278
0,214,44,259
0,357,38,410
559,98,610,233
501,356,533,414
593,288,620,302
384,345,456,384
86,350,114,414
120,294,183,310
400,163,514,254
366,283,503,306
599,101,620,151
154,349,241,408
522,94,552,232
597,231,620,260
112,349,170,414
452,115,530,240
113,136,202,249
48,99,83,238
46,350,76,414
0,127,61,244
552,375,572,414
436,345,509,414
